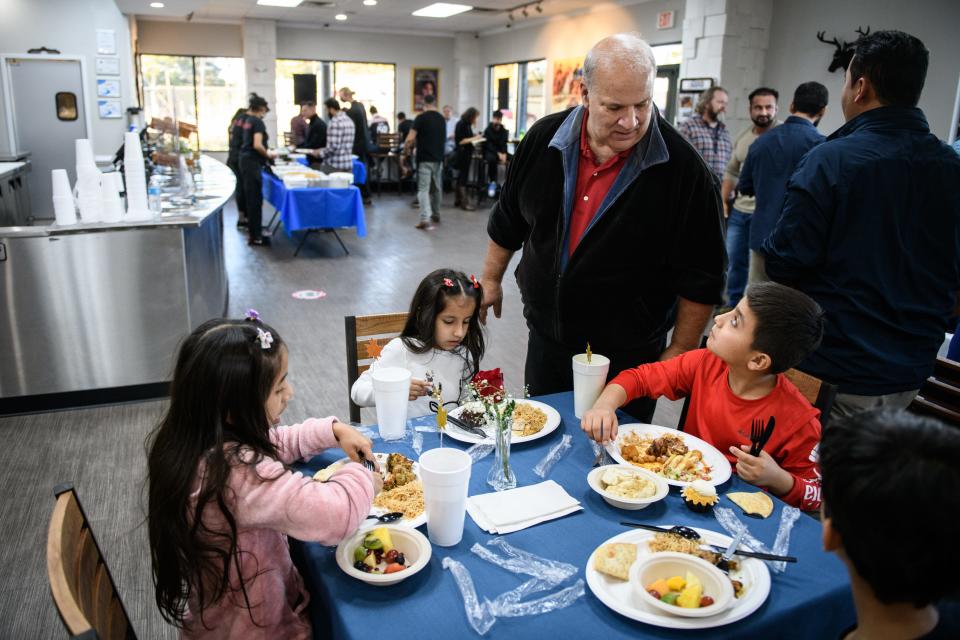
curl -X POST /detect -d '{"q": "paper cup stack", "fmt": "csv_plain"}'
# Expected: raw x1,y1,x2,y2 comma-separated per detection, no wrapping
74,139,103,223
123,132,153,220
100,172,124,223
51,169,76,226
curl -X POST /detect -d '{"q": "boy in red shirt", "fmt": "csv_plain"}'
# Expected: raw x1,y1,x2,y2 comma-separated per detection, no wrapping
581,282,825,511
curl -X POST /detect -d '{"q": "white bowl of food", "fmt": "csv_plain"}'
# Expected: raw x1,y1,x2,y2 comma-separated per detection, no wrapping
587,464,669,510
631,552,733,617
335,525,431,586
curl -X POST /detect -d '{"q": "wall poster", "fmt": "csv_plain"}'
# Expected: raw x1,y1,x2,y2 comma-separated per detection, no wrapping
551,57,583,113
412,67,439,112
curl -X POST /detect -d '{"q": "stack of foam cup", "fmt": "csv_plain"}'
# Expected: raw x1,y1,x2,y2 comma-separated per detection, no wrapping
51,169,77,226
123,132,152,220
100,172,124,223
74,139,103,223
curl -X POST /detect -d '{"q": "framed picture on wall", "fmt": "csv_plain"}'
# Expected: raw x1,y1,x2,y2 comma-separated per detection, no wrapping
412,67,439,112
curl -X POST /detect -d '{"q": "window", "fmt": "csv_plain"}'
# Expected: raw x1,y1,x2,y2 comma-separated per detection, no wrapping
139,54,245,151
276,59,330,143
487,59,546,138
55,92,78,121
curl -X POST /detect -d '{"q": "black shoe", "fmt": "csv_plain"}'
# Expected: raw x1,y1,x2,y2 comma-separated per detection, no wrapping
248,236,272,247
363,198,372,206
237,219,249,229
431,215,440,223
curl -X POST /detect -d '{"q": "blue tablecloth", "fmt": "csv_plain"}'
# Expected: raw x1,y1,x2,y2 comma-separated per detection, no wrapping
292,392,854,639
295,156,367,185
262,171,366,238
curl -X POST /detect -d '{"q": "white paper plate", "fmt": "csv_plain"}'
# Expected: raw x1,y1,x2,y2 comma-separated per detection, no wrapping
321,453,427,529
335,525,431,586
585,526,771,629
445,399,562,445
604,424,732,488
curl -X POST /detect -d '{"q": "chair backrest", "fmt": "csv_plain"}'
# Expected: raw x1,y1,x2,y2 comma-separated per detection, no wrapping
909,357,960,427
283,131,294,146
345,312,409,423
47,483,135,640
377,132,401,150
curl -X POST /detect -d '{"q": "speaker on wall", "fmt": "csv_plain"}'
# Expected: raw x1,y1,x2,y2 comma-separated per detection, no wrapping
293,74,317,105
497,78,510,111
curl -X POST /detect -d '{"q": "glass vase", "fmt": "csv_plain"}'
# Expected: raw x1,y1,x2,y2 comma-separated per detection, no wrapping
487,417,517,491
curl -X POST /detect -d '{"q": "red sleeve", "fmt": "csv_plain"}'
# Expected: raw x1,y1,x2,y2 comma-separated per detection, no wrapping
775,416,822,511
609,349,706,404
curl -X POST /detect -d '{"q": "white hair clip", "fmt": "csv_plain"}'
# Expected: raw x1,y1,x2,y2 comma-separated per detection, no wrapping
256,328,274,350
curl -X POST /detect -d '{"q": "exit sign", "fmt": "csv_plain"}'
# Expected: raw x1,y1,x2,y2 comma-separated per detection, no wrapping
657,10,675,30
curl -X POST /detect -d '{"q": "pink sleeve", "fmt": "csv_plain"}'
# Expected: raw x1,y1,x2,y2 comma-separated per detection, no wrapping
269,417,341,464
230,457,375,545
609,349,705,403
776,417,822,512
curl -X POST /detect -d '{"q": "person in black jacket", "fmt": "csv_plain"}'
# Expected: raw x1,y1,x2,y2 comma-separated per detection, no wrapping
300,101,327,154
226,107,248,227
482,110,509,196
479,34,726,422
339,87,372,204
238,93,276,246
454,107,481,210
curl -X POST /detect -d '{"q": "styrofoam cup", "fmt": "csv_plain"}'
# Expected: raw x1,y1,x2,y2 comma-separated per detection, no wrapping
51,169,72,198
371,367,411,440
572,353,611,418
419,448,472,547
100,173,124,223
52,196,76,226
77,195,102,223
75,139,96,170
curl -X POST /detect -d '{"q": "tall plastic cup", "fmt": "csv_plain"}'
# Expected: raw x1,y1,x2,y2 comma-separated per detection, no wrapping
572,353,611,418
371,367,411,441
419,448,472,547
75,139,96,171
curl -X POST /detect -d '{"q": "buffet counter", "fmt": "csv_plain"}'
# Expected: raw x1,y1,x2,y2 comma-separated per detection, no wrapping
0,155,232,413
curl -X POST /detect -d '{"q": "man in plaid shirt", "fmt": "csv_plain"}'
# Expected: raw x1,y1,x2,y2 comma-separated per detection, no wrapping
308,97,355,172
678,86,732,180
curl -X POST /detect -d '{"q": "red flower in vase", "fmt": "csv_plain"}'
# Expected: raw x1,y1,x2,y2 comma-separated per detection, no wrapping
472,368,504,402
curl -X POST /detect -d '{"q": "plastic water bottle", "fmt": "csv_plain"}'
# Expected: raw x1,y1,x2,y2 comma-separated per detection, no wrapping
487,181,497,199
148,175,162,214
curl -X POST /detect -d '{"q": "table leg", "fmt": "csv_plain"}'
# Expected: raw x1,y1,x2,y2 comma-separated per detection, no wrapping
328,228,350,255
266,209,279,232
293,230,313,257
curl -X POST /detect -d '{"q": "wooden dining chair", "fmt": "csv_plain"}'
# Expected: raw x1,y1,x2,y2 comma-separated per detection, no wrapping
908,357,960,427
345,312,409,423
47,483,135,640
283,131,295,147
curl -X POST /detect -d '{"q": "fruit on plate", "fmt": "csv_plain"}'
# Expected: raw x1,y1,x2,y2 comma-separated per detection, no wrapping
646,571,713,608
676,572,703,608
352,528,407,575
366,527,394,552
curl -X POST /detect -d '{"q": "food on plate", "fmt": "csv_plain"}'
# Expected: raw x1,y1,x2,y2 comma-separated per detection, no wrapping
352,527,408,574
599,467,657,499
458,401,488,430
313,460,345,482
373,480,425,520
681,480,719,512
647,533,746,598
619,431,713,482
512,402,548,436
383,453,416,491
727,491,774,518
645,571,714,608
594,542,638,580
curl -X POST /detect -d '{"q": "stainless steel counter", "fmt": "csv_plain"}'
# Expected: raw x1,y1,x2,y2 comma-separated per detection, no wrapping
0,155,232,412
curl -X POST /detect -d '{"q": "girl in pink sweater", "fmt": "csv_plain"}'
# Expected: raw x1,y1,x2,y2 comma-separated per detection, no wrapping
147,314,382,638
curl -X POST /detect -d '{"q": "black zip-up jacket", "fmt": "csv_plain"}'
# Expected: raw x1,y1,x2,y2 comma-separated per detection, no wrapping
487,106,726,353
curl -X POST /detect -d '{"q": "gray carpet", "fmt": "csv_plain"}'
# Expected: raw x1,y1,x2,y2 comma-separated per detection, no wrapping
0,189,680,638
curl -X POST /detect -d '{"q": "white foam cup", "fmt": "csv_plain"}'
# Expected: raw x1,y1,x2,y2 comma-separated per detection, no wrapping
418,448,472,546
371,367,411,441
52,196,76,226
75,139,96,170
51,169,72,198
100,173,124,223
572,353,611,418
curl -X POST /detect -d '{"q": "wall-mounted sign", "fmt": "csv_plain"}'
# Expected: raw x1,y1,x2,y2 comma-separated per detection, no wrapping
95,56,120,76
96,29,116,55
96,78,121,98
98,99,122,119
657,11,675,30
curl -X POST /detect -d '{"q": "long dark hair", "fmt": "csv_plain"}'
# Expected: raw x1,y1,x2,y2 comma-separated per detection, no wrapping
460,107,479,126
147,317,286,628
247,92,269,113
401,269,485,382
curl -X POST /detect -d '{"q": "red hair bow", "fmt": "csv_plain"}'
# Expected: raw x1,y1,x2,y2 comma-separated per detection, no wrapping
470,275,480,289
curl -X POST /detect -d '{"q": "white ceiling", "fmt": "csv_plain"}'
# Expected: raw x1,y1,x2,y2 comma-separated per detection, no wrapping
117,0,646,36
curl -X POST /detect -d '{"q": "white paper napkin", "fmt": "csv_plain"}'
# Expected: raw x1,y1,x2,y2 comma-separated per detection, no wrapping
467,480,582,534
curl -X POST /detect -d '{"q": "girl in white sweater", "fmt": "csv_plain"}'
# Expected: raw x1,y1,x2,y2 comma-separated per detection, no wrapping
351,269,485,417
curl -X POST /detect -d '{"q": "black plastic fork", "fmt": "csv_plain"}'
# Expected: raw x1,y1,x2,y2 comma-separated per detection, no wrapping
749,418,765,456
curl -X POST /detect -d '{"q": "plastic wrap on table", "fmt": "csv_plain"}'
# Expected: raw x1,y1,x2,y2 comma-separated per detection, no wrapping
411,428,423,455
442,557,497,635
533,434,572,479
713,505,800,574
466,442,495,463
493,579,585,618
477,538,578,584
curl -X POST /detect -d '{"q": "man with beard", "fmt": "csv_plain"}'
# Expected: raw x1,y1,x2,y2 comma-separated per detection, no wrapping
479,33,726,423
721,87,780,309
737,82,828,284
678,86,732,181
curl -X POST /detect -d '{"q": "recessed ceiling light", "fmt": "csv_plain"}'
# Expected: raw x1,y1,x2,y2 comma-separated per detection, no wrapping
150,1,165,7
412,3,473,18
363,0,377,5
256,0,304,7
335,13,348,20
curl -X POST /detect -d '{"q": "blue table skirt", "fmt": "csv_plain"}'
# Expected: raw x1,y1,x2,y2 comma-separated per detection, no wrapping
291,391,854,640
263,172,366,238
296,156,367,185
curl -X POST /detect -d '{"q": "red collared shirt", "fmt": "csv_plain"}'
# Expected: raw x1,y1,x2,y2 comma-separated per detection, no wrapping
568,112,633,256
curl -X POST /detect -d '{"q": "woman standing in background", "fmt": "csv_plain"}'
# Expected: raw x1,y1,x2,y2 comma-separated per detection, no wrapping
238,94,276,246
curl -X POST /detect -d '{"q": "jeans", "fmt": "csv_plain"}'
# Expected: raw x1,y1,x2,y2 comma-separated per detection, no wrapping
725,208,751,306
417,161,442,221
829,389,919,425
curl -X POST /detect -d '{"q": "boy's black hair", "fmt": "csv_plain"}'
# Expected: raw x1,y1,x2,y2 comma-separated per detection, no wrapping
323,97,341,111
492,110,503,120
849,30,928,108
748,87,779,103
745,281,824,374
397,112,406,119
792,81,829,117
424,94,436,105
821,409,960,607
401,269,485,384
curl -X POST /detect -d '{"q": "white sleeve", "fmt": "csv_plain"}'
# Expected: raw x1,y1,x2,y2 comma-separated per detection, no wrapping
350,337,408,407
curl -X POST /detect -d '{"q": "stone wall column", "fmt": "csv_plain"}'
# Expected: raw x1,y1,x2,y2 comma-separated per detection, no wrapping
243,18,278,144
